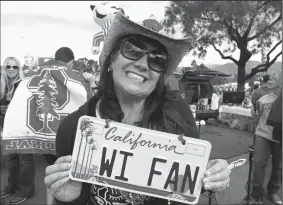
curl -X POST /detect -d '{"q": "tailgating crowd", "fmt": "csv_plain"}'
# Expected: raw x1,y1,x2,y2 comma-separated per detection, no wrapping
0,47,99,204
0,13,282,205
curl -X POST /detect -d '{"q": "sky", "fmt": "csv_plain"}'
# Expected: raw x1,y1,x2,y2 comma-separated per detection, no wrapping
1,1,282,67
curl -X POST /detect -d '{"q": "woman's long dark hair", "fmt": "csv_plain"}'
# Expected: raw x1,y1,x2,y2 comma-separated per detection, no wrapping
92,37,198,138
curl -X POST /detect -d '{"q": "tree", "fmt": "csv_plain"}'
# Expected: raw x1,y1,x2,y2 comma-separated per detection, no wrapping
197,63,210,71
83,138,96,178
74,118,95,177
191,59,198,68
87,145,97,177
163,1,282,90
190,60,210,71
79,128,95,177
36,70,59,134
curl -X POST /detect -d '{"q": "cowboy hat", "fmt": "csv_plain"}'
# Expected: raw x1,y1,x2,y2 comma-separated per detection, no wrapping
99,12,193,78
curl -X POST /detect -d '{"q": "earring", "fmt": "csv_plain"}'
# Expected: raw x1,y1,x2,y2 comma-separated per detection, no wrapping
107,66,111,72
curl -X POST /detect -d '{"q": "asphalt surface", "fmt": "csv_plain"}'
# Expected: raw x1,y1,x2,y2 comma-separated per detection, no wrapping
0,122,281,205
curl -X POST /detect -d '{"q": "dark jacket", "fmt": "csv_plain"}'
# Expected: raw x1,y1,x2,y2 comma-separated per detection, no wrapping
266,91,282,145
55,94,200,205
0,81,21,107
266,91,282,129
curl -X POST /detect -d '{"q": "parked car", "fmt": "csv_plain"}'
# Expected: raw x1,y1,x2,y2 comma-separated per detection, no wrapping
179,70,230,121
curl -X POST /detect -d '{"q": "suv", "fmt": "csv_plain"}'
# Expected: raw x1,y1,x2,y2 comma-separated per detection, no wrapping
179,70,230,121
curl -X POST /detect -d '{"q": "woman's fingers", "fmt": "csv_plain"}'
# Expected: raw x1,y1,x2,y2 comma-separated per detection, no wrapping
204,177,230,191
45,155,72,188
203,168,230,183
45,162,71,176
55,155,72,164
203,159,231,191
205,159,228,176
45,155,72,175
44,170,69,188
49,176,70,193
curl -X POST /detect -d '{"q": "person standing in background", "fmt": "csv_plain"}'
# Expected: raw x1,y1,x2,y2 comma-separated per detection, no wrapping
0,57,35,205
42,47,77,168
43,47,97,164
44,47,97,204
55,47,97,95
251,74,281,108
55,47,75,68
250,73,282,204
267,90,282,147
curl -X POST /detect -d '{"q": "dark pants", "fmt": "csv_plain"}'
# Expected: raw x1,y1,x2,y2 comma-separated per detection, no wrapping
4,154,35,197
251,136,282,200
273,128,282,148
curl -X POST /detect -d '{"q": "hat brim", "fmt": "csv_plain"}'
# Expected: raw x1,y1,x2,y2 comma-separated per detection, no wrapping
99,12,193,77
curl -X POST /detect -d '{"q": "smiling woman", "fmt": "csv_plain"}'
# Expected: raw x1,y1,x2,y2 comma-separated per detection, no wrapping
110,35,168,99
0,57,24,101
0,57,36,205
44,12,231,205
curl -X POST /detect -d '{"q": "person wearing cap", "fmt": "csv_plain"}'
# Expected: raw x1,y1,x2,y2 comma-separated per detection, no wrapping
42,47,77,168
55,47,97,94
45,47,96,204
44,12,231,205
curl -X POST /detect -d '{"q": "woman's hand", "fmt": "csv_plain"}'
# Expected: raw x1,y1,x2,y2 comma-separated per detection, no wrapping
44,155,82,202
202,159,231,192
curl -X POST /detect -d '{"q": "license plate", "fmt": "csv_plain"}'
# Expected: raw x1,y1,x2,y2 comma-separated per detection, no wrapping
70,116,211,204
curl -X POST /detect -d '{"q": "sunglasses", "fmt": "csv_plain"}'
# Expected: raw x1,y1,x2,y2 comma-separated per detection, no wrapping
6,65,19,70
120,37,168,73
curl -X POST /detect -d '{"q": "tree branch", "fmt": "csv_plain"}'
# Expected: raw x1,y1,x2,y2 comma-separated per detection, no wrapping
226,17,242,40
243,14,257,39
247,13,282,41
243,48,282,81
211,43,239,65
200,16,242,45
262,1,274,7
198,17,226,25
223,20,240,45
263,1,270,6
266,40,282,62
234,26,242,40
243,0,272,39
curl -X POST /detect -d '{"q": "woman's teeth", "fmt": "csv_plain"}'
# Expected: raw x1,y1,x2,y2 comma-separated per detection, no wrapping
126,72,145,82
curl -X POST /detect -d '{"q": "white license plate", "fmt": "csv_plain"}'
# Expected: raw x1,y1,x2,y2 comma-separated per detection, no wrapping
70,116,211,204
